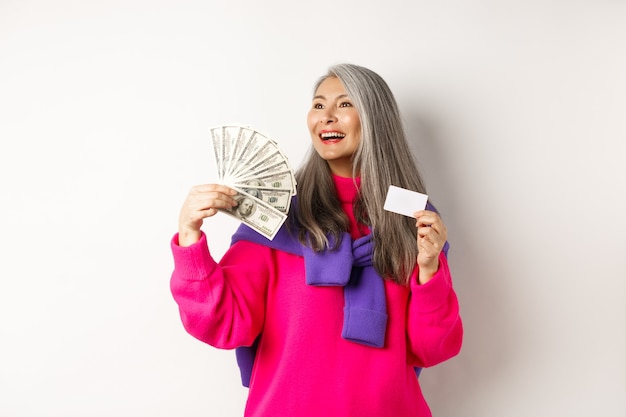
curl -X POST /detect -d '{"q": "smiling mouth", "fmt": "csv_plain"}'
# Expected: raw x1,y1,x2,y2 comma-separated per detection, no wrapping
320,132,346,141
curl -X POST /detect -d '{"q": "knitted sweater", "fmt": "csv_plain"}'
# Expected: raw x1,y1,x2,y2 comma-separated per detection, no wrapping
170,175,463,417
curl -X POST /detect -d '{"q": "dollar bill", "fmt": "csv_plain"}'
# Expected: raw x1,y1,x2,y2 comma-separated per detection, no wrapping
245,150,285,175
209,126,224,180
233,170,296,193
229,130,272,179
222,125,241,179
218,190,287,240
237,160,292,183
234,186,293,213
210,124,296,239
226,127,255,180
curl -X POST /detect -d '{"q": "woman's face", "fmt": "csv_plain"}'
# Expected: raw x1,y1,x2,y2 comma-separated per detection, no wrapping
307,76,361,177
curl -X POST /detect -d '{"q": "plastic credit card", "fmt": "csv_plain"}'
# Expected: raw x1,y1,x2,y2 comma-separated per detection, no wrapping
383,185,428,217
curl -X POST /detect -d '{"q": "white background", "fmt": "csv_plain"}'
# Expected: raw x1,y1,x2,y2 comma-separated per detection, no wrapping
1,1,625,416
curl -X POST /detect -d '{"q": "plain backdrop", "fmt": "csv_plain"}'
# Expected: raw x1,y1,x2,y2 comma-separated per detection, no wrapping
1,1,625,416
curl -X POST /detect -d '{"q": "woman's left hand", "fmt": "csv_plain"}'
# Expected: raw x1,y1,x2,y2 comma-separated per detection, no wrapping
413,209,448,284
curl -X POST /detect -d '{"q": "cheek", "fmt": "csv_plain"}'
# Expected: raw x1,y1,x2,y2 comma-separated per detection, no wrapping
347,111,361,133
351,121,362,147
307,111,317,132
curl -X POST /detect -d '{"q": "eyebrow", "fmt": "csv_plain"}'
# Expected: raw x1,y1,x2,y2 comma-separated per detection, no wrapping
313,94,350,100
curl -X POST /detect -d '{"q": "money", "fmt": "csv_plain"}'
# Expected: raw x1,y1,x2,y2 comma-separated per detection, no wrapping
209,125,297,239
209,127,224,179
234,186,293,213
234,171,295,192
219,190,287,240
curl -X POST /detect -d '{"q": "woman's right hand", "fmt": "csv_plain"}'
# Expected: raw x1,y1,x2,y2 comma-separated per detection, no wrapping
178,184,238,247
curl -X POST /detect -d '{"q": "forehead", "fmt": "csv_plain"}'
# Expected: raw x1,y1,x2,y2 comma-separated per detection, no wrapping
314,76,347,97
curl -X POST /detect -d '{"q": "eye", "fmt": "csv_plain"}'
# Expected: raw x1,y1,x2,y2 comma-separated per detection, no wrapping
313,103,324,109
339,101,353,107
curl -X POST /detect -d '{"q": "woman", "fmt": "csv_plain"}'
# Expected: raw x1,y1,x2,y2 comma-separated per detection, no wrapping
171,63,462,417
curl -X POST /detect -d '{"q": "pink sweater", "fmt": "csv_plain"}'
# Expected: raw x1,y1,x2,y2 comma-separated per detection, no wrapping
170,176,463,417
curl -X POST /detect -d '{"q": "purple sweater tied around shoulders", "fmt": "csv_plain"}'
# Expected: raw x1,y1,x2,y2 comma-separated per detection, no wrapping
230,201,447,387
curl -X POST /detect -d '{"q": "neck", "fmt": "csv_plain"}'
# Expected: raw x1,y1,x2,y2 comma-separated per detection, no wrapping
328,161,358,178
332,174,368,238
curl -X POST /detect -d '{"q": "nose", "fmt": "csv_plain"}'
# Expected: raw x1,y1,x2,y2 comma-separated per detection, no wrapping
321,108,337,124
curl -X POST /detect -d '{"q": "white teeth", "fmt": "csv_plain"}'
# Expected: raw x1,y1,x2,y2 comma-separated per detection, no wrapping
321,132,346,139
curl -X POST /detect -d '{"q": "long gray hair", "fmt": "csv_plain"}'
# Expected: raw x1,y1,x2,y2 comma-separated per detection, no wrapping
293,63,428,285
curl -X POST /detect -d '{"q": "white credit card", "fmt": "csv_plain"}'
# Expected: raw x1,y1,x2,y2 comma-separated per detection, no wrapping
383,185,428,218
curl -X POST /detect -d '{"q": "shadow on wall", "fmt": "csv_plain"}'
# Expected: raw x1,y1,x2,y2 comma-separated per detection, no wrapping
403,112,519,415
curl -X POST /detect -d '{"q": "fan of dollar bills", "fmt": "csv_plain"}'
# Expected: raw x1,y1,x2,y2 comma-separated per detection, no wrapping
209,125,297,240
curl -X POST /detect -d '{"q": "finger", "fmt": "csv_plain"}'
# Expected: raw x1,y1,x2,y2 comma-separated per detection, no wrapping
416,225,446,253
189,196,238,214
417,227,434,240
414,211,436,226
184,208,217,224
189,189,239,207
418,235,442,252
415,213,446,237
414,210,440,226
413,209,436,219
417,242,442,268
416,220,441,239
181,192,238,228
190,184,238,196
418,226,447,249
199,208,219,219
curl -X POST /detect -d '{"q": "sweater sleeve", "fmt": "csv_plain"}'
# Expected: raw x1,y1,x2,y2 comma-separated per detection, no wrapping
170,232,270,349
406,252,463,368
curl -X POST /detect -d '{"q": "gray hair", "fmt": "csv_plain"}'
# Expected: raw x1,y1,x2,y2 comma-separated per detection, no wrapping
294,63,427,284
